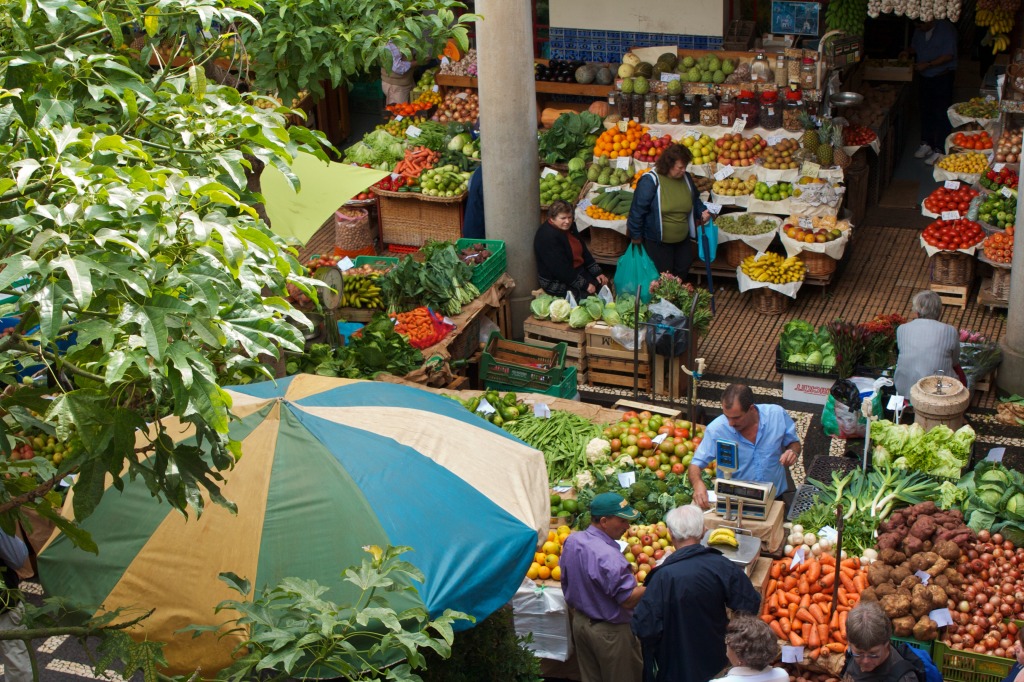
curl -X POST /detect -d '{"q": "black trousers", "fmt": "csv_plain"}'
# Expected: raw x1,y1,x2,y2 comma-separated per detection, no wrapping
920,70,955,150
643,238,693,279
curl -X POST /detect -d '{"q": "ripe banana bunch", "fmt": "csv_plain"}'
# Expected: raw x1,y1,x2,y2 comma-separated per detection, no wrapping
708,528,739,548
740,253,806,284
340,274,382,309
993,32,1012,53
977,9,1014,34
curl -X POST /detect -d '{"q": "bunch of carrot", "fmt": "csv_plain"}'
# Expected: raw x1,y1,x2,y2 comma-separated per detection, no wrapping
390,306,451,349
760,553,867,660
393,146,440,177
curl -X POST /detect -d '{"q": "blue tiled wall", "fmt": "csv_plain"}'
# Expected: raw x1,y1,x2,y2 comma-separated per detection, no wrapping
549,27,723,62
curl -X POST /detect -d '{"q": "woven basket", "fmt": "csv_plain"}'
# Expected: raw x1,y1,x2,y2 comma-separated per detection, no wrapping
589,227,630,259
724,240,756,268
929,251,975,286
754,288,791,315
801,251,838,277
991,266,1011,300
298,207,371,262
378,195,464,247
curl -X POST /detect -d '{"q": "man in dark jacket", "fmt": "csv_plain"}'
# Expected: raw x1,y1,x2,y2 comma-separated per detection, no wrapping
631,505,761,682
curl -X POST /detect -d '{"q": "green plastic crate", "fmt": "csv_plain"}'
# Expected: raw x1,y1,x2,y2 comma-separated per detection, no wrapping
892,635,933,657
456,238,506,293
933,641,1014,682
480,331,567,392
352,255,398,271
486,366,578,399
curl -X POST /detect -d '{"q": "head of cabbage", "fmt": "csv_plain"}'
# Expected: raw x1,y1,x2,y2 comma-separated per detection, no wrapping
602,304,621,326
569,306,593,328
550,299,572,323
531,294,555,319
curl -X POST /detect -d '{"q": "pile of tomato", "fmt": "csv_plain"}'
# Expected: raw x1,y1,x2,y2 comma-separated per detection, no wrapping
952,130,993,150
843,124,877,146
982,226,1015,264
923,184,979,214
922,219,986,251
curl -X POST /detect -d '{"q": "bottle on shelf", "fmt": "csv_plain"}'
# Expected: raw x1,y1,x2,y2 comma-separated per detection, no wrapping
699,91,719,126
759,90,782,130
737,89,758,128
783,88,805,132
719,89,736,127
750,51,773,83
800,57,818,90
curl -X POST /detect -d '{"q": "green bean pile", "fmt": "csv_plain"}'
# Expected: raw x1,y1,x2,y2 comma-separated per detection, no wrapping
504,411,604,486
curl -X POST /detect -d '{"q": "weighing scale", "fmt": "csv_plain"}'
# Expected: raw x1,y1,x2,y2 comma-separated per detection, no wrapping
700,527,762,576
713,439,776,521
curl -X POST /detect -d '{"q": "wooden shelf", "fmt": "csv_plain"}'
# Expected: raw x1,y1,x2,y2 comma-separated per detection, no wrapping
436,73,613,99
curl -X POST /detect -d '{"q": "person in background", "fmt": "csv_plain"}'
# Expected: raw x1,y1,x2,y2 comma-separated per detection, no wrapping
688,383,801,511
0,529,30,681
381,40,415,106
534,199,608,300
718,614,789,682
462,166,485,239
627,143,710,279
894,290,963,399
560,492,645,682
903,19,957,165
630,505,761,682
1000,627,1024,682
841,602,925,682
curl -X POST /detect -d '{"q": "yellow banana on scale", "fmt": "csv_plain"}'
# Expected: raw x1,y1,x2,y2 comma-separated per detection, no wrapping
708,528,740,548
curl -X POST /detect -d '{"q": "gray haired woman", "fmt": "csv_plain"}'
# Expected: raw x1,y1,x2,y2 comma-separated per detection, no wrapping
893,290,961,399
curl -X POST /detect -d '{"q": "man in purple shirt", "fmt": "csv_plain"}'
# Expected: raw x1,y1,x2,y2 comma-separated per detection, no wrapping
561,492,645,682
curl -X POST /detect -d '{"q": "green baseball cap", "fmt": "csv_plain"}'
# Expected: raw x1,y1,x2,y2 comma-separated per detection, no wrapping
590,492,641,521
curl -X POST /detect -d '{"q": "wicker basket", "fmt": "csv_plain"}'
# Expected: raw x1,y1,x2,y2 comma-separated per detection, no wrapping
298,207,371,262
801,251,838,277
929,251,975,286
589,227,630,259
378,195,464,247
991,266,1011,300
723,240,756,268
754,288,791,315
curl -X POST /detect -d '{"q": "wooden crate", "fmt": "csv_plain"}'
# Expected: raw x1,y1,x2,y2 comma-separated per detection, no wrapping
585,323,651,389
929,282,970,309
523,318,588,374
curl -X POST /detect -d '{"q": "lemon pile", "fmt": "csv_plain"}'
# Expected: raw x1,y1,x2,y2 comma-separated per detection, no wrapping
527,526,571,582
937,152,989,174
740,252,806,283
713,176,757,196
681,134,716,165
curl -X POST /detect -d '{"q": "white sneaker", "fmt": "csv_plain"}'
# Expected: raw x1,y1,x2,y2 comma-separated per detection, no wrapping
925,151,942,165
914,143,933,158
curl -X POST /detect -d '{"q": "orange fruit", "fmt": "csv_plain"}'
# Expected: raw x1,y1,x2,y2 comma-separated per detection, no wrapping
551,566,561,581
542,540,560,555
545,554,559,569
535,551,546,564
537,565,551,580
527,563,540,580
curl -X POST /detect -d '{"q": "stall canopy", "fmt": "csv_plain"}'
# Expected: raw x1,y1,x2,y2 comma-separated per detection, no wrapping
262,152,388,243
38,375,548,675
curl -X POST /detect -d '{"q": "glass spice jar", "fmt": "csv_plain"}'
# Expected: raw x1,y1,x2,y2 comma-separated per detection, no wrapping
759,90,782,130
719,90,736,127
783,89,805,132
737,90,758,128
643,93,657,124
699,92,719,126
800,57,818,90
668,96,682,124
618,92,632,120
656,94,669,124
775,53,787,86
750,51,773,83
630,93,643,122
682,94,697,125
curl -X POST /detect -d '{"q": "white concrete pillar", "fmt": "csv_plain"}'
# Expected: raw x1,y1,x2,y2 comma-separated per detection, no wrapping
996,171,1024,395
474,1,538,338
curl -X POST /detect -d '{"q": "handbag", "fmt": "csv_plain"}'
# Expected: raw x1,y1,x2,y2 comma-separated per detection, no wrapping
697,218,719,263
613,244,659,303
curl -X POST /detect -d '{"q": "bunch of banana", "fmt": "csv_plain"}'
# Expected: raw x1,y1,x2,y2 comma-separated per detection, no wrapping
992,32,1012,53
740,252,806,284
977,8,1015,32
708,528,739,548
340,274,383,309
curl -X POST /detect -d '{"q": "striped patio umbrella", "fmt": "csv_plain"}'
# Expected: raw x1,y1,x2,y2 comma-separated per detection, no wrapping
38,375,548,675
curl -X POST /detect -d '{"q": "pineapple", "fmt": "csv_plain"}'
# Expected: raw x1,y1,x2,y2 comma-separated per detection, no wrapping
816,118,834,167
799,111,818,155
833,125,851,169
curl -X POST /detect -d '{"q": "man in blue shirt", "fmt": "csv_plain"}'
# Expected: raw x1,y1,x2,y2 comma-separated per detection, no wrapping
688,384,801,510
904,19,958,165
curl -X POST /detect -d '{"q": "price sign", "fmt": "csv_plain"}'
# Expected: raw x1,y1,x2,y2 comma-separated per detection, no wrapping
618,471,637,488
799,217,814,228
405,125,421,138
533,403,552,419
395,115,404,122
944,180,961,190
714,166,735,181
781,646,805,664
818,526,838,543
391,173,401,180
994,163,1006,171
915,570,931,585
578,197,592,211
706,202,723,215
887,394,905,411
440,56,450,67
615,156,631,170
768,135,783,145
767,106,776,117
684,130,702,140
541,167,559,177
1001,186,1013,198
455,91,468,100
477,399,496,415
985,447,1006,463
660,73,681,82
652,433,668,445
801,161,821,178
337,257,355,272
618,120,629,133
765,180,778,187
790,547,805,570
431,84,439,92
929,608,954,628
941,210,961,221
731,119,747,134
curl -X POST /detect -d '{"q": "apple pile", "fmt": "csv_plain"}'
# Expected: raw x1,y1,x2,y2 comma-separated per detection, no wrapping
922,218,985,250
632,132,674,162
994,128,1022,164
760,138,800,170
842,124,877,146
602,410,705,479
923,184,979,214
783,223,844,243
622,522,675,584
715,133,767,167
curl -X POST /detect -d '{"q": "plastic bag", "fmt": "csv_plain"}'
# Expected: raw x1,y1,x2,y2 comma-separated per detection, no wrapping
822,394,867,439
598,284,614,305
565,291,578,309
614,244,659,304
611,324,642,351
645,313,690,357
697,218,719,262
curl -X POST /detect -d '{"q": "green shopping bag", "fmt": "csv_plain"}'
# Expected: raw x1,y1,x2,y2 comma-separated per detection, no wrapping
614,244,659,303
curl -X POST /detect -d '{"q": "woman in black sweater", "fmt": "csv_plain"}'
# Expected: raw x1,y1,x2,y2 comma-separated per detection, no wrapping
534,199,608,300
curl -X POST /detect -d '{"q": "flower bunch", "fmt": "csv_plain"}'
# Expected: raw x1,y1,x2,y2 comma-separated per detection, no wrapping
959,329,988,343
856,313,905,369
827,319,872,378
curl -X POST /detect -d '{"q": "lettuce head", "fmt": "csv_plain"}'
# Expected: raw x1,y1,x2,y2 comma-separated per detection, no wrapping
550,299,571,323
531,294,555,319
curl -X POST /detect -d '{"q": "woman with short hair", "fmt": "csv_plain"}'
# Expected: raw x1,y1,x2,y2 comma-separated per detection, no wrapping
717,614,787,682
894,290,961,399
534,199,608,300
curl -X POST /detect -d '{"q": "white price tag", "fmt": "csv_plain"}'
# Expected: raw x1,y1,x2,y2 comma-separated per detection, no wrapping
994,163,1006,171
767,107,776,116
432,84,439,92
798,217,814,228
391,173,401,180
477,398,496,415
405,125,421,138
395,115,404,122
684,130,702,140
887,394,905,411
929,608,954,627
616,539,629,553
941,210,961,221
714,166,735,181
768,135,783,145
660,72,681,82
985,447,1006,463
615,156,631,170
541,167,559,178
1001,186,1013,198
618,471,637,488
781,646,805,663
944,180,961,190
618,120,629,133
790,547,805,570
441,56,450,66
652,433,668,445
707,491,718,504
578,197,592,211
533,402,552,419
766,180,778,187
818,526,838,543
915,570,931,585
706,202,723,215
731,119,747,134
801,161,821,178
337,256,355,271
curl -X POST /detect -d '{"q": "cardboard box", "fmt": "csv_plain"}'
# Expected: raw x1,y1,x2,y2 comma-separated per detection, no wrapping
782,373,833,405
